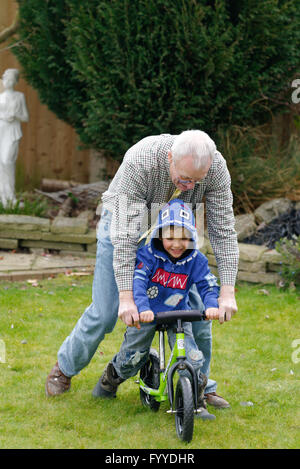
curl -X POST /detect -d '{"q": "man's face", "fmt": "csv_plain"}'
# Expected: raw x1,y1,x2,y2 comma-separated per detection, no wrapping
168,151,211,192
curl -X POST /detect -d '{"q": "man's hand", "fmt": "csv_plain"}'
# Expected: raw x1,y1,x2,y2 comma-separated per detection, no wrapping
118,290,140,329
140,310,154,323
218,285,238,324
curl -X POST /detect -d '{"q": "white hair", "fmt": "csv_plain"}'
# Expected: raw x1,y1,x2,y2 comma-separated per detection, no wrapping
171,130,216,170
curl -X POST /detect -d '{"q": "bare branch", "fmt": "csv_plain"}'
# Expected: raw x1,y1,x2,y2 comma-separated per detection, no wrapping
0,9,19,44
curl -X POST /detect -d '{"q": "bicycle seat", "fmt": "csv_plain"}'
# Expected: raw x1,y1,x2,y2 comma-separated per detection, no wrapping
155,309,206,326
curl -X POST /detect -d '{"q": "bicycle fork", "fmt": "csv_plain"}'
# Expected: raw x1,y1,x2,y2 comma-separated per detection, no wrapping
160,319,199,412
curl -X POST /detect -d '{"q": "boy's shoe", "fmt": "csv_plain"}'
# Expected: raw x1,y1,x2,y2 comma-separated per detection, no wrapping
45,362,71,397
196,372,216,420
205,392,230,409
196,406,216,420
92,362,125,398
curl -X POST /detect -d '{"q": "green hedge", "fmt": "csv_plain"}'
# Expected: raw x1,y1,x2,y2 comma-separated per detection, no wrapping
15,0,300,160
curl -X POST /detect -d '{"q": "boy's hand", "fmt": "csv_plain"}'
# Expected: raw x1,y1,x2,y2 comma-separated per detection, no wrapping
139,310,154,323
205,307,221,322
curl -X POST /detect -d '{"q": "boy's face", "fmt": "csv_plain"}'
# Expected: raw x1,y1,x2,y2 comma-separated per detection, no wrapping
161,225,192,258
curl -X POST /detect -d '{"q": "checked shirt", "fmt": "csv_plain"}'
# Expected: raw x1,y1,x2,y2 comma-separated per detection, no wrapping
101,134,239,291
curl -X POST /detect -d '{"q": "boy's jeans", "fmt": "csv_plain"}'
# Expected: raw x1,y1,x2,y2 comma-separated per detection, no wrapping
112,320,204,381
57,209,217,394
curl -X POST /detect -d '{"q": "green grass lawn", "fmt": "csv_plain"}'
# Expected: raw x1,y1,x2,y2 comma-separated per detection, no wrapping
0,275,299,449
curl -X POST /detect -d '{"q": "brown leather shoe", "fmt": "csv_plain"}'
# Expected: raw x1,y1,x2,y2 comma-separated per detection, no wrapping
45,362,71,397
205,392,230,408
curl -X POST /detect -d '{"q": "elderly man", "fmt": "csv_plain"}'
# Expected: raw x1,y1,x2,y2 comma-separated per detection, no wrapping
46,130,238,408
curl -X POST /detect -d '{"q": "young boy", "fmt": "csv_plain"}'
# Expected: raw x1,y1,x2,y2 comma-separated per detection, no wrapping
92,199,220,419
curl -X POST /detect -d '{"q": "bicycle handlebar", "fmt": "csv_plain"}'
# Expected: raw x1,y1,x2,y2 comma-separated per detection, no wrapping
155,309,206,325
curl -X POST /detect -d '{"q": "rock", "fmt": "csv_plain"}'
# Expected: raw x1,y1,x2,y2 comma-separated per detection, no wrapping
203,235,214,255
41,230,96,244
0,229,42,240
0,253,35,272
0,237,18,249
206,253,217,266
77,209,94,221
235,213,257,241
51,216,88,234
87,242,97,253
261,249,285,264
32,254,95,270
237,270,280,285
20,239,85,252
238,243,268,262
254,198,293,224
0,214,50,232
237,270,280,284
238,259,265,273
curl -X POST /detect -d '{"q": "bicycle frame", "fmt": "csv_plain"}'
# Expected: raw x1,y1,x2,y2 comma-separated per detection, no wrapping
139,318,199,410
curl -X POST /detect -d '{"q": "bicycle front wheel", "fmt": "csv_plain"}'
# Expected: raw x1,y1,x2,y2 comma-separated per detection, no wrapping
139,348,160,412
174,376,194,442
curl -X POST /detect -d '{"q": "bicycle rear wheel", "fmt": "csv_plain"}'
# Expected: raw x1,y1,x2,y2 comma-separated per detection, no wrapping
139,348,160,412
174,376,194,442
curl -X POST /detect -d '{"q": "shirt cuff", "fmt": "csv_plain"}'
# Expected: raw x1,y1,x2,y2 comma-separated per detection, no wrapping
218,270,237,287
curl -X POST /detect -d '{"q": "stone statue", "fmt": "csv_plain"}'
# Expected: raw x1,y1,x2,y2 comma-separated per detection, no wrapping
0,68,29,207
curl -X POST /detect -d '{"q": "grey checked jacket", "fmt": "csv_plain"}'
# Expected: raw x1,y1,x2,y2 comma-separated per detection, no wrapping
101,134,239,291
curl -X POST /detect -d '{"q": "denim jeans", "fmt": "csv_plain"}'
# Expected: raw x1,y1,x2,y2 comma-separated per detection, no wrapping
112,321,204,381
57,209,217,393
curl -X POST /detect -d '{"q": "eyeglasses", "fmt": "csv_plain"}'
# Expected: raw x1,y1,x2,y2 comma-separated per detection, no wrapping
171,159,205,186
177,178,201,186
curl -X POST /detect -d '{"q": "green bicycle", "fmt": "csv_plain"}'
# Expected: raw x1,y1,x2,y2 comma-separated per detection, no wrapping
139,309,208,443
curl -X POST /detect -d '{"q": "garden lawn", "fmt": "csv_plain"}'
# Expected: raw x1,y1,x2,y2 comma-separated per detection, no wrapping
0,275,299,449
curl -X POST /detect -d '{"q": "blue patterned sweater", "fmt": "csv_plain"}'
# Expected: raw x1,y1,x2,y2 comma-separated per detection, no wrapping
133,199,219,314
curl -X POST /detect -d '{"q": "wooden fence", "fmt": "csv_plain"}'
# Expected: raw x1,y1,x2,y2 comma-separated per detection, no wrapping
0,0,92,190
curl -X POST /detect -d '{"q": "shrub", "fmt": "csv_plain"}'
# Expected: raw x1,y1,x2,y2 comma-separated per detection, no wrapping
217,125,300,213
276,235,300,290
14,0,300,160
0,194,49,217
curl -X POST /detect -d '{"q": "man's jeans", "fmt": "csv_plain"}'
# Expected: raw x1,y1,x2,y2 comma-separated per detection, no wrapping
57,209,217,393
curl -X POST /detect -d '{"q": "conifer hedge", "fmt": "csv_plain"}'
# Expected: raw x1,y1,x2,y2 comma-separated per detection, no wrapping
15,0,300,160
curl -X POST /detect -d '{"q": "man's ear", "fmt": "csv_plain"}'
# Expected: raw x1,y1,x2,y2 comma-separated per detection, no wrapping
167,150,172,164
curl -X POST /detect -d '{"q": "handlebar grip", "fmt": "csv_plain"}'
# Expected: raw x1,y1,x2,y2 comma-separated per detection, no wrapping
155,309,206,325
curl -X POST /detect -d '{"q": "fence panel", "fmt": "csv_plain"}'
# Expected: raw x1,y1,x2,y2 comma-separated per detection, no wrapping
0,0,91,190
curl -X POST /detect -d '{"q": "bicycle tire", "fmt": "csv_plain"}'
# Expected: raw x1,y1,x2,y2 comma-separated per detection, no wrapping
139,348,160,412
174,376,194,442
